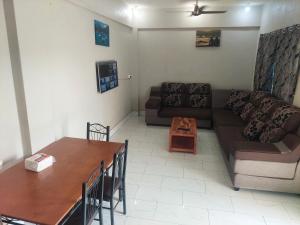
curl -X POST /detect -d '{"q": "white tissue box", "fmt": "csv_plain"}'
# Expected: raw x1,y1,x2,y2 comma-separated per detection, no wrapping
25,153,54,172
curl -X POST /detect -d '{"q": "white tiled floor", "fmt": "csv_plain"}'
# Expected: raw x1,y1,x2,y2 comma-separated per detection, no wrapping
96,115,300,225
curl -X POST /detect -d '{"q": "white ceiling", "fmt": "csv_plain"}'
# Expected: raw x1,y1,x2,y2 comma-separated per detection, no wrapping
123,0,267,9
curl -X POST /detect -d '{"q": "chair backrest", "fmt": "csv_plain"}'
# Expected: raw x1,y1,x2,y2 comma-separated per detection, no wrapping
87,122,110,142
82,161,105,225
110,140,128,194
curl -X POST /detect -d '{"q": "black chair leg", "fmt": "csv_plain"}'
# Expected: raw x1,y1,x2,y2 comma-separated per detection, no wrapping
119,187,123,201
98,206,103,225
110,199,114,225
122,185,126,215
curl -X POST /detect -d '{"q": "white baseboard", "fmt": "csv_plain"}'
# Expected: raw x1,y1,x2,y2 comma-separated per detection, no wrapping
110,111,137,137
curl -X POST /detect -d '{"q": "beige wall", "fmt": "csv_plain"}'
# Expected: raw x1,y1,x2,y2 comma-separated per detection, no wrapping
68,0,134,27
11,0,136,152
138,29,259,109
260,0,300,107
0,0,23,162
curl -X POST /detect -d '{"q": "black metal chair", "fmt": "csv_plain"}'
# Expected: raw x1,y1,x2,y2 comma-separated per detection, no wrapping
62,161,105,225
101,140,128,225
87,122,110,142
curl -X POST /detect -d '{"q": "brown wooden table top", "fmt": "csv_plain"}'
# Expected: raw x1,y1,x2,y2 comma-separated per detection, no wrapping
170,117,197,137
0,137,124,225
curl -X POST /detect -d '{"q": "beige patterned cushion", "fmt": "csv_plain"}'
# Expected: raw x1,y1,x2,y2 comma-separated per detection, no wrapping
186,95,209,108
240,102,256,121
162,94,185,107
259,120,286,143
250,110,268,122
271,105,300,132
250,91,271,106
225,90,250,113
161,82,186,93
243,118,266,141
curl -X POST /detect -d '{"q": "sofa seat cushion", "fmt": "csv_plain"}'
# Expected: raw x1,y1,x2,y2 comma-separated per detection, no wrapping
213,109,245,127
233,141,280,161
232,134,300,163
216,126,246,158
158,107,211,120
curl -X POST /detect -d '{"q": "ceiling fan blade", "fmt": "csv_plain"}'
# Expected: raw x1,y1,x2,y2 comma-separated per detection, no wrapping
201,11,227,14
198,6,207,11
163,9,193,13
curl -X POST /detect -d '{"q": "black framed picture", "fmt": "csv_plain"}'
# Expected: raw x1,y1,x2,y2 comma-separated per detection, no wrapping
196,29,221,47
96,60,118,93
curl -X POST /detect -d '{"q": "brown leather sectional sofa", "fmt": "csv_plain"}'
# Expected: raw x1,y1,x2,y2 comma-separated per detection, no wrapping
213,90,300,193
145,82,212,128
146,85,300,193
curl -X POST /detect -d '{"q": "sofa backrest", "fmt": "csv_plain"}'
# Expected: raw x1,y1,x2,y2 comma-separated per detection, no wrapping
212,89,232,108
158,82,211,108
149,86,161,97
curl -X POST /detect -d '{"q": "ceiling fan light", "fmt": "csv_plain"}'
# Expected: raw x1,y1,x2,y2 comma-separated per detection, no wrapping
245,6,251,12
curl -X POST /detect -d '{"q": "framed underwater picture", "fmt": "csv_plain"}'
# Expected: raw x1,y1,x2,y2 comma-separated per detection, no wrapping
94,20,109,47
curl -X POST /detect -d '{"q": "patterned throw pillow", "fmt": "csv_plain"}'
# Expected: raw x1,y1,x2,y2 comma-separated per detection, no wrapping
250,110,268,122
225,90,250,111
186,83,210,94
259,97,281,114
250,91,271,106
271,105,300,132
240,102,256,121
259,120,286,143
162,94,185,107
243,118,266,141
187,95,209,108
232,100,247,115
161,83,186,93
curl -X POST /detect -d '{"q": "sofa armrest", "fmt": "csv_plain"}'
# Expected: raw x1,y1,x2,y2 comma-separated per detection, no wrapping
150,86,161,97
145,97,161,110
233,141,283,162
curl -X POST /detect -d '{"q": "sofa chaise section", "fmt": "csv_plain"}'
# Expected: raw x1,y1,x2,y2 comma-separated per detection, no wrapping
213,89,300,194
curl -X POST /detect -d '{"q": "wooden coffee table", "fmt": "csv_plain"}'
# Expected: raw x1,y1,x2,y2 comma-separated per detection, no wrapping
169,117,197,154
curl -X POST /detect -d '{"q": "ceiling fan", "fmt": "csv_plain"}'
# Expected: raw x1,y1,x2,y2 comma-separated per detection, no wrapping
190,0,227,16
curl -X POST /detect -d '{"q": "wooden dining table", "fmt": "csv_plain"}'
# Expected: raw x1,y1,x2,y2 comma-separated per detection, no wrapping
0,137,124,225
